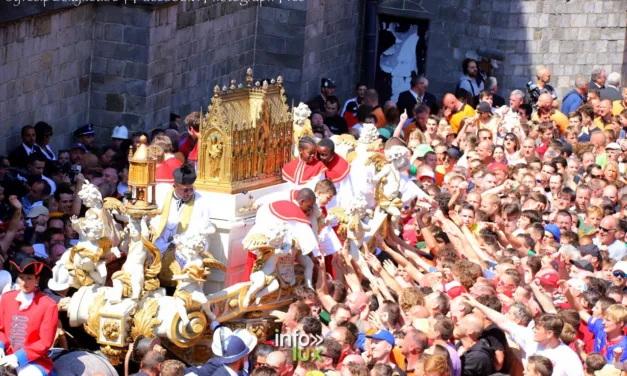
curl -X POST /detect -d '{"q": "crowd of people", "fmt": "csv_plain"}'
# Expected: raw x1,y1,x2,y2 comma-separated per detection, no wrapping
1,59,627,376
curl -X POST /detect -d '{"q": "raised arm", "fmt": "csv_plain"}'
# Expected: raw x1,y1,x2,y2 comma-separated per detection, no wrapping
393,110,409,139
464,294,517,334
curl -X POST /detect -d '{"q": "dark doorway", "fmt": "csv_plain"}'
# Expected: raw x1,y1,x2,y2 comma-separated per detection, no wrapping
375,15,429,106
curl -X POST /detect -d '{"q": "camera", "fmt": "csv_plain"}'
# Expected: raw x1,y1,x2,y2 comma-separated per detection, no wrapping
526,81,541,105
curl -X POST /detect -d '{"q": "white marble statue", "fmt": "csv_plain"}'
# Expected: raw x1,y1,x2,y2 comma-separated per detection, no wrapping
77,179,123,248
292,102,314,158
172,232,221,326
350,123,383,208
341,196,375,280
109,216,155,303
242,223,293,308
65,211,109,287
368,144,410,233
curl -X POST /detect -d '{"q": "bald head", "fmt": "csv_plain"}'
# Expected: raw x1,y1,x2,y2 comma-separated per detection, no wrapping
443,93,459,111
266,351,287,370
536,66,548,80
343,354,365,366
296,188,316,202
462,314,485,339
537,93,553,110
346,290,368,316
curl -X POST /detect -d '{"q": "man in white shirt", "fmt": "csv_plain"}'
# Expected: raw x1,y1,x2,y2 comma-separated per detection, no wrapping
465,294,584,376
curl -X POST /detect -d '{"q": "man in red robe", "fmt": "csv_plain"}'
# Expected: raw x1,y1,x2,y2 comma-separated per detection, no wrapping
242,189,319,284
317,138,354,209
282,136,327,190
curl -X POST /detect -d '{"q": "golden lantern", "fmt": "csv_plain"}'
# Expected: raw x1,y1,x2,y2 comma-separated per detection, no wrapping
125,135,160,216
195,68,293,194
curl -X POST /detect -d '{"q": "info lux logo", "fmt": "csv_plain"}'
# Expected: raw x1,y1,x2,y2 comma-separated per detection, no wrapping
274,329,324,361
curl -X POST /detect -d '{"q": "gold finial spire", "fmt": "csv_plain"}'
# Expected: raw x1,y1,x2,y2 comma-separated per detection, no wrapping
213,85,220,96
277,76,283,87
246,68,253,87
230,80,236,90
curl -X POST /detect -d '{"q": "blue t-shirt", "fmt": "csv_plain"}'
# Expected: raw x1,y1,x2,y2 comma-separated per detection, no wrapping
588,317,627,362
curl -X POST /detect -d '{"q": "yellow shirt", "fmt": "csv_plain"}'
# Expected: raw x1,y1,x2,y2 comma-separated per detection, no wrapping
613,100,626,115
532,109,569,134
594,116,610,131
449,104,476,133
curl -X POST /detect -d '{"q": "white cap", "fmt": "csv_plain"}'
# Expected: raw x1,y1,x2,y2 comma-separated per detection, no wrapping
613,261,627,273
211,327,258,357
606,142,621,150
111,125,129,140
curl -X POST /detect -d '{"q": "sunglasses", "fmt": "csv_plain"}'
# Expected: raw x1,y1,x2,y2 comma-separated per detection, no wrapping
599,226,615,233
176,186,195,194
614,271,627,279
536,179,545,184
505,136,516,141
591,174,603,178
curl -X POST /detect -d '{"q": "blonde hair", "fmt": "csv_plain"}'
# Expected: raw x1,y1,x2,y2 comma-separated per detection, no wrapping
399,287,425,313
604,304,627,324
604,160,619,174
585,205,603,218
424,354,451,376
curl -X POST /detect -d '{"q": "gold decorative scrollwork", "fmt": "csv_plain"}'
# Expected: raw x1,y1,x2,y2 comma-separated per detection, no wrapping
83,292,105,338
101,345,124,366
131,298,161,340
169,312,207,348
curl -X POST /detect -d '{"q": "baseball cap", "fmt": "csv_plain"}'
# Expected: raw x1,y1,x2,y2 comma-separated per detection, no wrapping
477,101,492,114
418,170,435,180
538,272,559,288
488,162,509,174
579,244,601,260
366,330,395,347
27,206,49,218
569,259,594,273
415,145,435,158
544,224,561,244
70,143,87,152
606,142,621,150
613,261,627,273
446,147,461,159
321,78,336,88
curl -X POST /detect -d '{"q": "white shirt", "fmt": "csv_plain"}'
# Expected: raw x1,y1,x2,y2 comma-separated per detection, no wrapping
22,143,35,156
33,243,48,258
594,238,627,261
458,75,485,96
151,191,215,253
36,144,56,160
507,323,584,376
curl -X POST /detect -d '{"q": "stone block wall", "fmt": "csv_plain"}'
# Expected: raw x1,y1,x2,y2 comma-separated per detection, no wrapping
1,0,626,153
253,0,363,105
0,5,93,154
90,5,152,142
410,0,627,100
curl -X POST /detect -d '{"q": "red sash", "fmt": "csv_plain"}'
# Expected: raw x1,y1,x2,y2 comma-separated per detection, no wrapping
324,155,351,183
290,190,299,202
282,159,327,185
269,201,310,225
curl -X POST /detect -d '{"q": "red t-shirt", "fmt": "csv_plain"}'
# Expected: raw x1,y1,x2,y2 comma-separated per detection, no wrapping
156,157,183,183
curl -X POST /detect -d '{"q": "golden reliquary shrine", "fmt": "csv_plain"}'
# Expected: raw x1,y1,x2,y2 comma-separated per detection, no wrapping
196,68,294,194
